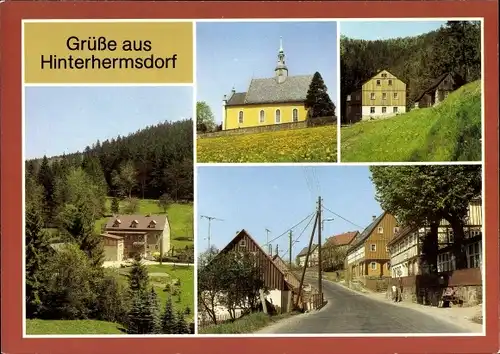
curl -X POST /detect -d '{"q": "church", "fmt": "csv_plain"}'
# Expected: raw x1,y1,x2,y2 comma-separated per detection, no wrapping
222,38,315,131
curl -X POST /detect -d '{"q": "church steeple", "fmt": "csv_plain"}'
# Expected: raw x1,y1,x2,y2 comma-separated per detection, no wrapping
275,36,288,84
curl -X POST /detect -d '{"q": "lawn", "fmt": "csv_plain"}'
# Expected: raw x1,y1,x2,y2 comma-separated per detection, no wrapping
198,312,297,334
107,264,194,320
94,198,193,249
26,319,124,335
197,125,337,162
340,80,481,162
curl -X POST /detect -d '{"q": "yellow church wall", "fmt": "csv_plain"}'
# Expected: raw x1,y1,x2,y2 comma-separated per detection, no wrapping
224,103,308,130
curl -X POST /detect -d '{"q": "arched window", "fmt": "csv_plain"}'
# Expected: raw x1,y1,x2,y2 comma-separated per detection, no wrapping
259,110,265,123
292,109,298,122
275,109,281,123
238,111,244,124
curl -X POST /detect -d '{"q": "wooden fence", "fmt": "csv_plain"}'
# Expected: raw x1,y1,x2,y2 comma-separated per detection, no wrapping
198,311,244,329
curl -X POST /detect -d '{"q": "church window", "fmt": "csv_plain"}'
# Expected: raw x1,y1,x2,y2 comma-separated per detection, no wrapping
238,111,244,124
259,110,265,123
275,109,281,123
292,109,298,122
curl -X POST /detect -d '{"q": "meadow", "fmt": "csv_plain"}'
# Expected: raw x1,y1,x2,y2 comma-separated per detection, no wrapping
197,125,337,163
340,81,481,162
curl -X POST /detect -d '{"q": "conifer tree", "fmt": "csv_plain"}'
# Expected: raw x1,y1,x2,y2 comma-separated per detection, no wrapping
161,296,176,334
146,287,162,334
175,310,189,334
305,72,336,118
127,254,150,294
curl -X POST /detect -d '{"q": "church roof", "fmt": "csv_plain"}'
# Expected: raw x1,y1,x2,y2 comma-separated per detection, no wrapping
244,74,314,105
226,92,247,106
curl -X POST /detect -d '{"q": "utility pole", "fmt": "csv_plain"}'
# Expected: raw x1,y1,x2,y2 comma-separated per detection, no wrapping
289,230,293,267
318,196,323,304
201,215,224,250
296,213,318,308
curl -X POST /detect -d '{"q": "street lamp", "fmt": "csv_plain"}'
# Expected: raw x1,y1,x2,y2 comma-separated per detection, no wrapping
322,218,334,231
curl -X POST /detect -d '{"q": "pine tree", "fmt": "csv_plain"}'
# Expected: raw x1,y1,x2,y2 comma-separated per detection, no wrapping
161,296,176,334
25,193,54,317
305,72,336,118
175,310,189,334
127,255,150,294
111,197,120,214
127,293,146,334
37,155,55,222
127,288,161,334
146,287,162,334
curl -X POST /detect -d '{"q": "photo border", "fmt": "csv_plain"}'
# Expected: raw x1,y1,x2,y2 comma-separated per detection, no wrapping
1,1,498,354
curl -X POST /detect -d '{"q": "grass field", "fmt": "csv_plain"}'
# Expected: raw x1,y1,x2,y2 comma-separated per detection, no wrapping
94,198,193,249
197,125,337,163
107,264,194,319
340,80,481,162
199,312,297,334
26,319,124,335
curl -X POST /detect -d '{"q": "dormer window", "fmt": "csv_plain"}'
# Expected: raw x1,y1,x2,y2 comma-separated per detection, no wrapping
148,220,157,228
130,220,138,228
113,219,121,227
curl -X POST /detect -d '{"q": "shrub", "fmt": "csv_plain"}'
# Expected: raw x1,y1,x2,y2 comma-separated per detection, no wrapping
95,275,130,324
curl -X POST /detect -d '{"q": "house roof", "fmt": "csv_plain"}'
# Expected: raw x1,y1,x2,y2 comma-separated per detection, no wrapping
104,214,168,232
218,229,287,278
242,74,314,105
348,212,387,251
325,231,359,246
350,69,399,94
100,233,124,240
387,225,415,247
414,72,464,102
226,92,247,106
296,244,318,257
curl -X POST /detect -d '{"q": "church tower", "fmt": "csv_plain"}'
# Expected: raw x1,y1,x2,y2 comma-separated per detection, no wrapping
274,37,288,84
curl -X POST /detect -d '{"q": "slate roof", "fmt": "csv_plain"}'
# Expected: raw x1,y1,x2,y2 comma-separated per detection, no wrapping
297,244,318,257
226,92,247,106
325,231,359,247
240,75,314,105
387,225,414,247
105,214,168,232
348,212,387,251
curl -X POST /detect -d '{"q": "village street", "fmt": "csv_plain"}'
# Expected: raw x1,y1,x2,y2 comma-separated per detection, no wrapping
258,278,481,334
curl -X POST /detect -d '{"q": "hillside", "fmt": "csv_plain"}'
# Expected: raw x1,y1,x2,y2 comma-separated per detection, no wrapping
340,80,481,162
197,125,337,163
340,21,481,120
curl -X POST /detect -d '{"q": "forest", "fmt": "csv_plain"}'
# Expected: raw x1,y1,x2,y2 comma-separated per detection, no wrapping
26,119,193,225
340,21,481,121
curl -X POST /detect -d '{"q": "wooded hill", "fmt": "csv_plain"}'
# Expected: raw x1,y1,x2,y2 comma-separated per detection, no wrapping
340,21,481,121
26,119,193,223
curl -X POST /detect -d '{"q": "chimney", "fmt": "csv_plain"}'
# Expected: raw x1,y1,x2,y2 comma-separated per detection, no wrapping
268,244,272,256
372,215,377,221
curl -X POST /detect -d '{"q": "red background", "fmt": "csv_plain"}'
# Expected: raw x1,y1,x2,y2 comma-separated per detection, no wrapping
1,1,498,354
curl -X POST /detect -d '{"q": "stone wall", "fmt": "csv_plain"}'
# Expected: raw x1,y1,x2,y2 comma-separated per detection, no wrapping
198,116,336,139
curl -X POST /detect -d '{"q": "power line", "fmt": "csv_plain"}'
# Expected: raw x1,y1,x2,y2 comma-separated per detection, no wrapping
262,211,316,248
321,205,364,230
279,212,316,258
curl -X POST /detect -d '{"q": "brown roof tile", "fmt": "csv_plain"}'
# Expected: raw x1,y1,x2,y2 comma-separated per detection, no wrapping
326,231,358,246
104,214,168,232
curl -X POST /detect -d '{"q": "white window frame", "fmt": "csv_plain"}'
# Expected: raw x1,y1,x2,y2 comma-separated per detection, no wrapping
370,262,377,270
382,107,387,113
393,92,398,99
466,241,481,268
370,244,376,252
370,93,376,100
377,227,383,234
259,110,265,123
238,111,244,124
382,92,387,100
370,107,375,114
275,109,281,124
292,108,299,122
393,107,398,113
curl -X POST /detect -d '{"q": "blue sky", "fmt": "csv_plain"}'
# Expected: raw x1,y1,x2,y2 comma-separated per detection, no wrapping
196,166,382,257
24,86,193,159
340,20,446,40
196,21,338,125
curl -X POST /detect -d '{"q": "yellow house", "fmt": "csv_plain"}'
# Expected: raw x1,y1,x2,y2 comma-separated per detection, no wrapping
222,38,318,130
345,70,407,123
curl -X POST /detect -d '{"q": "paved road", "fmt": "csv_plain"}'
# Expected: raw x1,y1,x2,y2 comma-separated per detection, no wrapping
260,279,472,334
